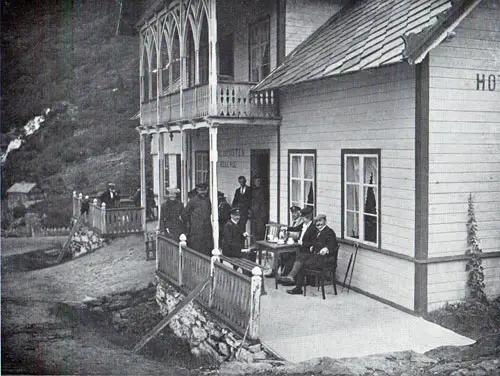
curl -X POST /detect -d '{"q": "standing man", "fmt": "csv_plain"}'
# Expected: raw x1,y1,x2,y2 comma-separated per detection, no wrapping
181,183,213,256
251,177,268,241
218,191,231,242
159,186,184,240
283,214,339,295
232,175,252,232
100,183,120,208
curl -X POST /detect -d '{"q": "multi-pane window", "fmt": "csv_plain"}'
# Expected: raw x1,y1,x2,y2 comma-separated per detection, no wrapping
195,151,209,185
141,50,149,102
290,152,316,213
249,18,270,82
343,152,380,245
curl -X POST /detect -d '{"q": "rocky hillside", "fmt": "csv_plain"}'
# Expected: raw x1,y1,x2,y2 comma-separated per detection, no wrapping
1,0,153,226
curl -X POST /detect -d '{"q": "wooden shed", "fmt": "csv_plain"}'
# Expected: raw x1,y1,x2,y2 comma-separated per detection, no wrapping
6,182,45,209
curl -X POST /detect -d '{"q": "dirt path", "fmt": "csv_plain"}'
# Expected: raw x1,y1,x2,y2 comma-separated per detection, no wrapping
1,235,209,375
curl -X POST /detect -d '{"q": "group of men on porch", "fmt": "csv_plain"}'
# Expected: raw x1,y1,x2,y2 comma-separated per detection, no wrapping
159,176,338,295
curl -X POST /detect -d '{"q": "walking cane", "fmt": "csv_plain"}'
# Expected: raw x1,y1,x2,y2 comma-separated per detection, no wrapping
347,243,359,293
342,253,353,293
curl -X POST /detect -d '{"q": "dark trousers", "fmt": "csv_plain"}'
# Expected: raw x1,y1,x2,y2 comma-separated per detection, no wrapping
295,253,324,288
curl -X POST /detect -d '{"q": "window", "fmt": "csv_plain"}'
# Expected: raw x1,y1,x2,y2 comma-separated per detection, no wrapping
195,151,209,185
164,154,182,196
199,17,209,85
141,49,149,101
219,32,234,79
289,151,316,214
249,18,270,82
343,150,380,246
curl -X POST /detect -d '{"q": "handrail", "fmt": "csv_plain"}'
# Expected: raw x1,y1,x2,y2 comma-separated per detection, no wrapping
156,235,262,339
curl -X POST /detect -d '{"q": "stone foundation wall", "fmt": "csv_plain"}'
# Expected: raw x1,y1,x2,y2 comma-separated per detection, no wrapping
156,277,272,364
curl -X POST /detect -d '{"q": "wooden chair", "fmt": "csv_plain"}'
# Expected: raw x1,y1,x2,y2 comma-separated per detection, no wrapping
302,244,340,300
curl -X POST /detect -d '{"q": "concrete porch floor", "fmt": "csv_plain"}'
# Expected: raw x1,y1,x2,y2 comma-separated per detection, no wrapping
259,278,475,363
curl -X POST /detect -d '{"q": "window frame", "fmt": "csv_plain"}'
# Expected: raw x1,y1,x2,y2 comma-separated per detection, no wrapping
248,16,271,82
341,149,382,247
288,149,317,223
195,150,209,186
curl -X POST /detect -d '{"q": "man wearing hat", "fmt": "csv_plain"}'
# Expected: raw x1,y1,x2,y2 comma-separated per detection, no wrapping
283,214,339,295
218,191,231,241
222,208,256,264
100,183,120,208
181,183,213,256
159,186,184,240
279,206,317,277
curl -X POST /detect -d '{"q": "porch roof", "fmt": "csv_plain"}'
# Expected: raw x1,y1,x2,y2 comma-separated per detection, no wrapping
253,0,482,92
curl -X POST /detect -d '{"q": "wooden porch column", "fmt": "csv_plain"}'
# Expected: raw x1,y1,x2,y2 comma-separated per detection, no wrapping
208,0,218,116
157,132,165,220
140,133,148,239
209,125,219,251
180,129,189,204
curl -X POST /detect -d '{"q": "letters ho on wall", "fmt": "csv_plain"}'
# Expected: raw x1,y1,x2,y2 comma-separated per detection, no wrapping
476,73,500,91
219,148,246,169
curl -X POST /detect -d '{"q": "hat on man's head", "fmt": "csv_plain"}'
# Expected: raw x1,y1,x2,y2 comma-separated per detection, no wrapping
108,182,116,187
230,207,240,215
300,207,313,216
196,183,208,192
167,186,180,193
314,213,327,221
218,191,225,198
289,205,301,213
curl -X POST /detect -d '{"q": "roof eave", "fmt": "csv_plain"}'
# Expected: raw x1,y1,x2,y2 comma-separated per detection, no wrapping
403,0,483,65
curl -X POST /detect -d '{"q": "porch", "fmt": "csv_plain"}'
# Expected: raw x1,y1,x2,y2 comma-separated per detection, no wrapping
156,235,475,362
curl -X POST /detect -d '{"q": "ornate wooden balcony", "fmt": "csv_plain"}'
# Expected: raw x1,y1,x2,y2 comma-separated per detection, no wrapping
140,82,278,126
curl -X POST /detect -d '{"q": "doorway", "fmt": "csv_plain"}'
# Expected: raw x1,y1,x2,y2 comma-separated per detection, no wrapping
250,149,270,241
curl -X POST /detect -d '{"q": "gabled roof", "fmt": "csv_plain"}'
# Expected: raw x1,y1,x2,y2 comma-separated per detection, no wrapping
254,0,482,92
7,182,40,194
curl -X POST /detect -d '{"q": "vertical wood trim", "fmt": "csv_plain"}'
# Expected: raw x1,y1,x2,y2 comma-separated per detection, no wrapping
414,56,430,315
208,0,218,116
209,125,219,251
276,0,286,66
181,130,188,204
158,132,165,210
277,123,281,223
140,134,148,240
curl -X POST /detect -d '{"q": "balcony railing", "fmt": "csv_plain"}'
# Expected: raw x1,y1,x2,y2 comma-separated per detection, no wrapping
72,192,143,237
140,81,278,126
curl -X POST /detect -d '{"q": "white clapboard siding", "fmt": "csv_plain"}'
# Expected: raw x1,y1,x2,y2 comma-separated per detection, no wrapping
278,63,416,308
285,0,342,55
428,257,500,311
216,125,278,219
337,245,415,310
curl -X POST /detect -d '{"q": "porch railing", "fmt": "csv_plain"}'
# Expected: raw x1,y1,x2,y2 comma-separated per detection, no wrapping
156,234,262,339
72,192,144,237
141,82,278,125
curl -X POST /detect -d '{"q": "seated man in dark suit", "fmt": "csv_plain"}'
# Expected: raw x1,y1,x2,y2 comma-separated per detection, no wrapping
282,214,339,295
222,208,256,262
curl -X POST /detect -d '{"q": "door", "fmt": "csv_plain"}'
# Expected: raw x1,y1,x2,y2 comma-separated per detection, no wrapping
250,149,270,240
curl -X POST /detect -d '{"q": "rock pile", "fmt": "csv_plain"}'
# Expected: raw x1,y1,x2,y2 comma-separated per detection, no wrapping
70,229,104,258
156,278,274,364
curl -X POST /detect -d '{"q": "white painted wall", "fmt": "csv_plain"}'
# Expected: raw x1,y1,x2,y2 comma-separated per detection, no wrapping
426,0,500,308
428,0,500,258
278,63,417,310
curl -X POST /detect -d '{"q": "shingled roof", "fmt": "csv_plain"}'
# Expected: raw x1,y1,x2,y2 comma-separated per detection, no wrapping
7,182,40,194
254,0,482,91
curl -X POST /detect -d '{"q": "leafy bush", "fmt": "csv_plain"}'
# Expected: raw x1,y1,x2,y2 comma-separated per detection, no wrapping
465,193,486,302
12,204,27,219
32,196,72,228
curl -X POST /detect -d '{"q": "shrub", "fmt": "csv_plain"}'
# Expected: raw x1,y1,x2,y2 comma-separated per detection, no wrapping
12,204,27,219
465,193,486,303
